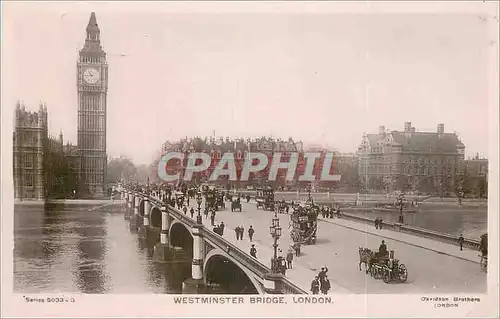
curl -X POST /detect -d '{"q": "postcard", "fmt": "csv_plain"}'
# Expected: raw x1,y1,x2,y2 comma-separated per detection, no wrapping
1,1,498,318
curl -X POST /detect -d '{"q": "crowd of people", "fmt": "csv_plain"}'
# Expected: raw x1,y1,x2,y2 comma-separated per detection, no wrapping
310,267,331,294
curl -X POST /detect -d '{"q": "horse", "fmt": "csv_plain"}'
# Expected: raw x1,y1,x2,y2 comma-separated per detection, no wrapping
358,247,374,273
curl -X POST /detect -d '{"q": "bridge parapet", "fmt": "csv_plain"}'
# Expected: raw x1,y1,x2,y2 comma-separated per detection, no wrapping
333,211,481,250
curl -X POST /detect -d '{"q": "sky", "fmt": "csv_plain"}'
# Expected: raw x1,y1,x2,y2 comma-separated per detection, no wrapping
2,2,498,165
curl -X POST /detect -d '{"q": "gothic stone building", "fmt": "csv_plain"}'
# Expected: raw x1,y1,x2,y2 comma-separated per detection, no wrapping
357,122,465,195
13,103,79,199
77,12,109,198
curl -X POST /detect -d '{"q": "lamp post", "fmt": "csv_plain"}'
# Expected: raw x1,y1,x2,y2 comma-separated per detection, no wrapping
269,210,282,273
397,191,405,223
196,193,203,224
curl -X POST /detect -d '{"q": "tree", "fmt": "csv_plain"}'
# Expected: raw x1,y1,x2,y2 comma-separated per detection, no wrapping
438,175,451,198
106,156,138,184
476,176,488,198
395,175,411,192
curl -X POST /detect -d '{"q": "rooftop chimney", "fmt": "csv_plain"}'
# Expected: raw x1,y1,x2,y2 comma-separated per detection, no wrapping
378,126,386,135
437,123,444,135
404,122,412,132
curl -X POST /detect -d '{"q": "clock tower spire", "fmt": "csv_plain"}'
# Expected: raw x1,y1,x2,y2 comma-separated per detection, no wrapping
77,12,108,198
86,12,100,41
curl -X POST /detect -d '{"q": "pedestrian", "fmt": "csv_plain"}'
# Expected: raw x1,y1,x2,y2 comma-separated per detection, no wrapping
219,222,225,235
285,205,289,214
248,226,255,242
310,276,320,295
240,225,244,240
190,207,195,218
210,214,215,226
379,218,383,230
187,196,190,207
458,234,464,251
294,242,301,257
278,256,286,275
235,226,240,240
320,275,331,295
318,266,328,282
250,244,257,258
182,205,187,215
286,248,294,269
375,217,379,229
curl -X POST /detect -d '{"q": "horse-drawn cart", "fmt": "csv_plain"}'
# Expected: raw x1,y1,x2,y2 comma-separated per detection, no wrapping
256,186,275,211
231,198,242,212
358,248,408,283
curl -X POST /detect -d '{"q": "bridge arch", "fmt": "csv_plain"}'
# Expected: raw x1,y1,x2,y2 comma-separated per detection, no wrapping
169,221,193,254
138,198,145,217
204,248,263,294
150,205,162,228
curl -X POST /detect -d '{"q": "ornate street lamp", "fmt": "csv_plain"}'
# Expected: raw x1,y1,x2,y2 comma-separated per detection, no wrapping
196,192,203,224
397,191,405,223
269,210,282,273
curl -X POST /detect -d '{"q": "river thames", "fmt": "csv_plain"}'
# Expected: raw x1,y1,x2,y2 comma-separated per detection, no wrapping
13,202,190,294
13,200,487,293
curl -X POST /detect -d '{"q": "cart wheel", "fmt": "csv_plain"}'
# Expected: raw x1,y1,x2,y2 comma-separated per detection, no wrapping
398,264,408,282
370,266,377,278
383,269,390,283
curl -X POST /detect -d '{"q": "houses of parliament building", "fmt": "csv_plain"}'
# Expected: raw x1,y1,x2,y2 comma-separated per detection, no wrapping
13,12,108,200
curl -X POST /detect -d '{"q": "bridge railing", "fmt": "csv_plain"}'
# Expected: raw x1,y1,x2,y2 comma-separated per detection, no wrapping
335,211,481,250
131,189,308,295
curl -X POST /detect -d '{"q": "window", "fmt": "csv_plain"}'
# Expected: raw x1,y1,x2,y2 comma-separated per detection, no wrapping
25,175,34,187
24,155,34,168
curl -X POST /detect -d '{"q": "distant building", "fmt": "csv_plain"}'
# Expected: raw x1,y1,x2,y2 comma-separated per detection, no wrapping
154,136,303,188
357,122,465,195
465,156,488,179
13,102,79,200
462,155,488,198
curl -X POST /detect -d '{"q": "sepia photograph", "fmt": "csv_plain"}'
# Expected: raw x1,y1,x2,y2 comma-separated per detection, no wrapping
1,1,498,318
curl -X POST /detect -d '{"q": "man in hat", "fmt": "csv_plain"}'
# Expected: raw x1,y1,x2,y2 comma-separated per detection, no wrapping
250,244,257,258
379,240,388,258
458,234,465,251
318,266,328,282
310,276,320,295
248,226,255,242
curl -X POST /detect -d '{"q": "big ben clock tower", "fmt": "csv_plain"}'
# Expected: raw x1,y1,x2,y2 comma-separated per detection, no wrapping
77,12,108,198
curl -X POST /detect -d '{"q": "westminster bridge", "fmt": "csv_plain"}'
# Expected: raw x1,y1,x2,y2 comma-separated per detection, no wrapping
120,187,306,294
120,187,486,294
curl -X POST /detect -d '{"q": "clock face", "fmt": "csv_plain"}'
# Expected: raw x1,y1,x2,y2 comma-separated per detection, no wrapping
83,67,100,84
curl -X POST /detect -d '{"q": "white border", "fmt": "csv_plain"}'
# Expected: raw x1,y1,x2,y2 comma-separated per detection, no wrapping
1,1,499,318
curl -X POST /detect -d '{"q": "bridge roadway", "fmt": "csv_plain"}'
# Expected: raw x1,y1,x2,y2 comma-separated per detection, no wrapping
199,200,486,294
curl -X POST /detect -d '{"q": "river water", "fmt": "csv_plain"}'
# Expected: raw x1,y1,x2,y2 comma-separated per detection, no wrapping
13,203,190,294
348,202,487,239
13,201,487,293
